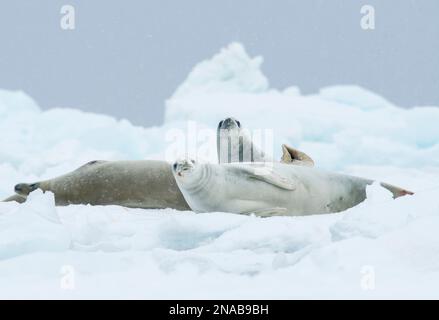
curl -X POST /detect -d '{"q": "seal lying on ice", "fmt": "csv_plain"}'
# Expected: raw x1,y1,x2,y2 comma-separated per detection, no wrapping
3,117,276,209
11,160,190,210
172,159,414,216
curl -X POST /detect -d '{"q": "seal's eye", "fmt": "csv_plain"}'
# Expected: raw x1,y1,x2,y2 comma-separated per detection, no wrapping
173,163,177,171
191,159,195,164
218,120,224,129
236,120,241,128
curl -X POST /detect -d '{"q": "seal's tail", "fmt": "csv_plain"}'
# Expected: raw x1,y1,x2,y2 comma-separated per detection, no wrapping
14,182,40,196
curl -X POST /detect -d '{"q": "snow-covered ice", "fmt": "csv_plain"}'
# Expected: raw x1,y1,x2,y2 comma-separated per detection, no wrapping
1,43,439,299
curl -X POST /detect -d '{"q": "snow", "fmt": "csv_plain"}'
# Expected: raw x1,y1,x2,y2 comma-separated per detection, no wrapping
171,43,269,98
1,43,439,299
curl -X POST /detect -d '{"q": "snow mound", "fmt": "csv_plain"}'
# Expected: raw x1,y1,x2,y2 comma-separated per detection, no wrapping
319,85,396,110
0,42,438,299
0,89,40,116
172,42,268,98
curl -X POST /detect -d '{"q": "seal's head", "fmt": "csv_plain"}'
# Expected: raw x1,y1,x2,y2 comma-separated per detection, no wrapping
172,159,215,212
14,183,39,196
172,159,210,196
217,117,241,131
172,159,197,178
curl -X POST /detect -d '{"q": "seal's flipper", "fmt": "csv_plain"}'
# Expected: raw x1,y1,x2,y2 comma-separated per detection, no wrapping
2,193,27,203
233,166,296,190
246,207,288,217
380,182,414,199
281,144,315,167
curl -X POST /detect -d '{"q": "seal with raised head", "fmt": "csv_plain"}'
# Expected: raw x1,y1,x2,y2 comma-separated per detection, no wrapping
217,117,269,163
217,117,314,166
172,159,414,216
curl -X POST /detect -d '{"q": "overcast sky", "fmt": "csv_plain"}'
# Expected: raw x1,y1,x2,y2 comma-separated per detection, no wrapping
0,0,438,126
